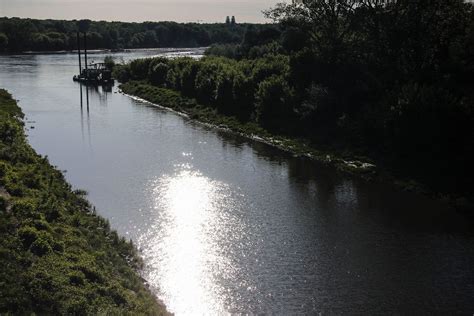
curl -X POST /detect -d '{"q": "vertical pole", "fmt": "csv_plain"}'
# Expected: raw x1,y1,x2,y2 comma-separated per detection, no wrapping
77,32,82,75
83,32,88,72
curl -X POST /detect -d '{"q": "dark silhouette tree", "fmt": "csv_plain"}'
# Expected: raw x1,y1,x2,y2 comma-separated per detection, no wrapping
0,33,8,51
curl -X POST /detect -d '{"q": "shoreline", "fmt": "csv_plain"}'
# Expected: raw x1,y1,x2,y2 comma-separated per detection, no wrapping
120,81,474,214
123,90,377,173
0,88,170,314
0,47,208,56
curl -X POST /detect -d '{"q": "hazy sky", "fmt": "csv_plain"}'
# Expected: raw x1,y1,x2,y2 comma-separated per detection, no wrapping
0,0,284,23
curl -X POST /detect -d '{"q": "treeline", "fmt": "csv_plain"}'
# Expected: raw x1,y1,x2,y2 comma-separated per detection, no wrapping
0,17,260,52
0,89,167,314
116,0,474,201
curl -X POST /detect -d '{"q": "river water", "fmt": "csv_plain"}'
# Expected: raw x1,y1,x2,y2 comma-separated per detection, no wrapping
0,49,473,315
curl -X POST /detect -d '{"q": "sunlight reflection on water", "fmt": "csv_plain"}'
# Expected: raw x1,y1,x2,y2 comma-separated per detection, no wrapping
1,50,473,315
139,163,243,315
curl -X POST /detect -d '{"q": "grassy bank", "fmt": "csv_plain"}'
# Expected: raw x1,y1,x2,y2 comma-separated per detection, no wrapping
120,81,474,213
120,81,376,169
0,89,167,315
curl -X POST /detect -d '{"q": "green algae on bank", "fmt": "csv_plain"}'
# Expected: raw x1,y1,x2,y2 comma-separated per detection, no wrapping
0,88,169,315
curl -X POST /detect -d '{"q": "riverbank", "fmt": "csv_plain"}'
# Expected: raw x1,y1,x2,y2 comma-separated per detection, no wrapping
0,89,168,314
120,81,474,214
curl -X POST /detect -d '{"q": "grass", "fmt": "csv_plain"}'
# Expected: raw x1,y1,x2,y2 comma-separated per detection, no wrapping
0,89,168,315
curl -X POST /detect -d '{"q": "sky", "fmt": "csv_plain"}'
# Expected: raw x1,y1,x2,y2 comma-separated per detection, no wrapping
0,0,284,23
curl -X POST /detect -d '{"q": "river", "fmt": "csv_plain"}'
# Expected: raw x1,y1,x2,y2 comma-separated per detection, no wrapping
0,49,473,315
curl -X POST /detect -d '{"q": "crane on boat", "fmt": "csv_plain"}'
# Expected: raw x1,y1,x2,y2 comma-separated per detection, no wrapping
73,20,114,85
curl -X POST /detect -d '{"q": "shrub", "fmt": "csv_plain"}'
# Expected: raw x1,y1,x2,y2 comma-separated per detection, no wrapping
112,64,130,83
0,161,7,179
11,200,39,219
177,59,200,97
232,72,256,121
68,271,85,286
149,61,169,86
0,196,6,212
65,297,88,316
129,58,152,80
104,56,115,71
18,226,39,248
255,75,294,131
33,219,51,231
215,67,237,115
30,236,52,256
0,119,21,144
194,61,220,105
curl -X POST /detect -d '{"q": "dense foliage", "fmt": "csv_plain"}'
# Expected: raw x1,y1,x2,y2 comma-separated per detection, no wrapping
117,0,474,203
0,89,166,314
0,17,264,52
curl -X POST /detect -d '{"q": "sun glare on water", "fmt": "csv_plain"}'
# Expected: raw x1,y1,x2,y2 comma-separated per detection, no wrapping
139,163,240,315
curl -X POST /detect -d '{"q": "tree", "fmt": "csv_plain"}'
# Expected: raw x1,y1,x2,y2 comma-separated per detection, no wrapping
255,75,294,131
104,56,115,71
143,30,158,48
149,60,169,86
0,33,8,51
264,0,360,63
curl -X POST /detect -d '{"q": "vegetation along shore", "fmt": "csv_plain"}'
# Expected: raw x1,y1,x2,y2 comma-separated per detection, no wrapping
114,0,474,213
0,17,271,52
0,89,168,314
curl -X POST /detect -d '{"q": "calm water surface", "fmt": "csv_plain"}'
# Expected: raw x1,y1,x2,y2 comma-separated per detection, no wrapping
0,49,473,315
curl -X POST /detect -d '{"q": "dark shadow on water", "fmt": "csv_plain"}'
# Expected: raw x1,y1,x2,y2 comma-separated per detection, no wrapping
107,88,473,237
78,83,93,150
198,122,473,236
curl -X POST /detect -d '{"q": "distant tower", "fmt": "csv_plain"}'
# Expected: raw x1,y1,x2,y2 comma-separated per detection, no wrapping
231,16,236,25
225,16,230,24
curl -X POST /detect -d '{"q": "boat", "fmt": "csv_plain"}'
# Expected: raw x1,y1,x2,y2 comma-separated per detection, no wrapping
73,62,114,84
73,29,114,85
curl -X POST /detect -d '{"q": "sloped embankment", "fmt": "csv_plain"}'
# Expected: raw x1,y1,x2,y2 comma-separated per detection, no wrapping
0,89,167,315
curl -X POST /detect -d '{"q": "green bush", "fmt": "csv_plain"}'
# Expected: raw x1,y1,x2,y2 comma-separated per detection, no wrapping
255,75,294,131
0,119,21,144
11,200,39,219
0,33,8,51
0,196,6,212
68,271,85,286
129,58,153,80
194,60,220,105
104,56,115,71
149,61,169,86
30,236,52,256
215,67,236,115
18,226,39,248
112,64,130,83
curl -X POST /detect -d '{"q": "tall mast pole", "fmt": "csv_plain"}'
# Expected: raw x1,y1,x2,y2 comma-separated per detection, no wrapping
77,31,82,75
84,32,88,72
